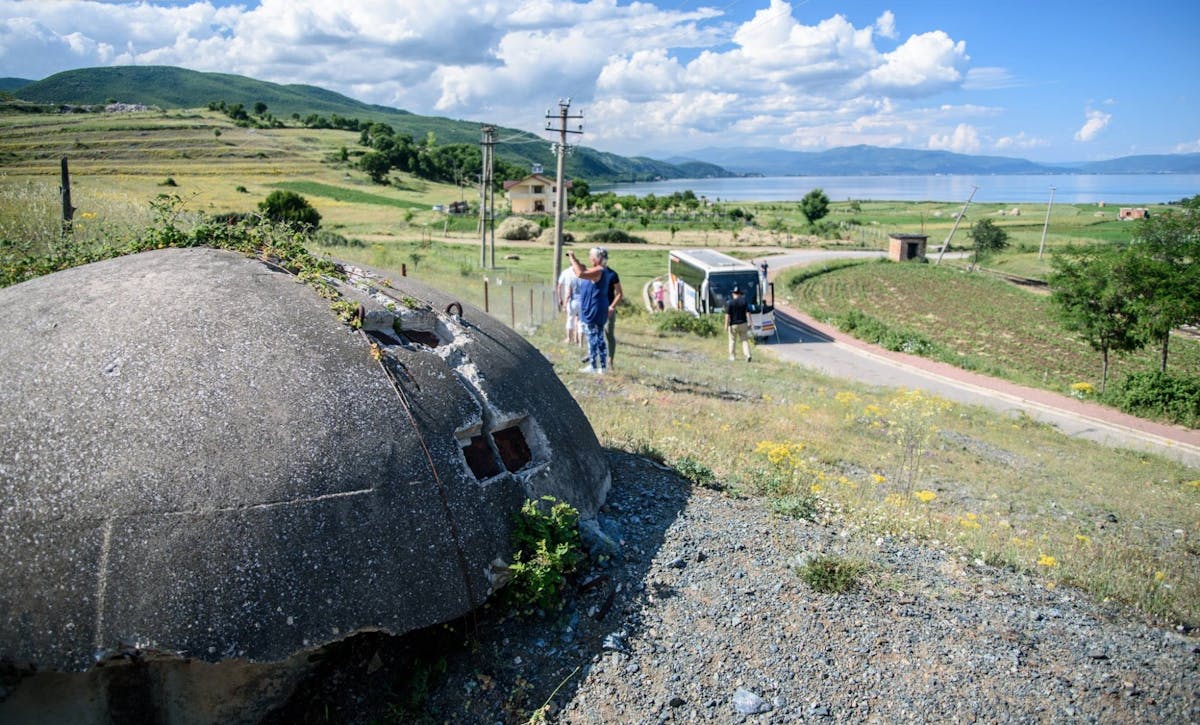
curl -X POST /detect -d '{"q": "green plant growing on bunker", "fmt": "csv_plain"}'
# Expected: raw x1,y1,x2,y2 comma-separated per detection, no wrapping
504,497,583,613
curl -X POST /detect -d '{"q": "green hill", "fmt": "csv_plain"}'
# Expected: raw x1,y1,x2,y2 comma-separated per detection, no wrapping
0,77,32,93
13,66,729,183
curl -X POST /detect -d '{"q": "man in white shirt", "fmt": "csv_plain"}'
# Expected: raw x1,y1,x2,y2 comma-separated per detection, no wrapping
557,264,582,345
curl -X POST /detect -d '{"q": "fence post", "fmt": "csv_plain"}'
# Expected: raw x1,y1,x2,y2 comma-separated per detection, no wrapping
509,286,515,327
483,279,489,313
60,157,75,238
529,288,534,326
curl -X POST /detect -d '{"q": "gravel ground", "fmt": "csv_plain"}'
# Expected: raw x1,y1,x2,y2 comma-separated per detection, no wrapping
300,451,1199,723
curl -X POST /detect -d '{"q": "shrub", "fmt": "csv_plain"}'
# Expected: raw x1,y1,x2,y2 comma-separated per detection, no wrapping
654,310,721,337
1105,370,1200,428
793,554,864,593
504,497,583,613
585,229,648,245
769,493,819,521
258,190,321,230
674,455,717,488
312,229,364,248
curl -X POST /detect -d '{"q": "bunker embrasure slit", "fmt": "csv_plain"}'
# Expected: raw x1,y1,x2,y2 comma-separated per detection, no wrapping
461,434,501,480
493,425,532,473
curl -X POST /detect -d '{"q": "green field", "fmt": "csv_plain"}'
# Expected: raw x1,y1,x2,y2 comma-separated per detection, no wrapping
2,105,1199,628
781,259,1200,397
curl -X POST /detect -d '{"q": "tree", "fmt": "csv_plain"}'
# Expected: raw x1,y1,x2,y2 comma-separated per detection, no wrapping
359,151,391,184
1049,247,1144,392
967,218,1009,270
253,101,268,116
1126,198,1200,371
568,177,591,207
800,188,830,224
258,190,321,229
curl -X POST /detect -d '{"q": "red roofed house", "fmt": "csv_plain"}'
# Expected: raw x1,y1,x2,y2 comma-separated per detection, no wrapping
504,167,571,215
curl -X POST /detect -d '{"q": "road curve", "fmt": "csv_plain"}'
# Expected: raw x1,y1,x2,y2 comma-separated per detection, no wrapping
760,251,1200,469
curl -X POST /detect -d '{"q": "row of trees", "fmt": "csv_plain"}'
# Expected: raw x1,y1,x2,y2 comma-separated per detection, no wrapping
1049,198,1200,390
356,123,528,189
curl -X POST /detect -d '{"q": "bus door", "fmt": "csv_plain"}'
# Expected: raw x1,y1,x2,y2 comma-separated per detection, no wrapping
749,281,777,341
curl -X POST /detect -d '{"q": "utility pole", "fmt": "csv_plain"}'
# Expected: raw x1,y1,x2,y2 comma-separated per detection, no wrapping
545,99,583,286
479,125,495,268
1038,185,1056,260
935,185,978,266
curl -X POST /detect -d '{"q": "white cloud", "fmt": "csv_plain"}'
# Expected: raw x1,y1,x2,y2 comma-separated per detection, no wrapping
874,10,896,40
864,31,968,96
995,132,1048,150
0,0,1029,158
928,123,981,153
1074,109,1111,142
963,66,1017,90
1174,139,1200,153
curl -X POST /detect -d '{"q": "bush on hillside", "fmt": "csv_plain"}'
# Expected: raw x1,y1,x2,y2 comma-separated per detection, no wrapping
655,310,720,337
1104,370,1200,428
585,229,648,245
258,190,320,230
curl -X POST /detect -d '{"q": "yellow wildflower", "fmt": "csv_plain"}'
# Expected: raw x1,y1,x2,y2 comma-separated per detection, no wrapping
871,474,886,484
913,490,936,503
1154,570,1166,583
1074,534,1092,545
1037,554,1058,567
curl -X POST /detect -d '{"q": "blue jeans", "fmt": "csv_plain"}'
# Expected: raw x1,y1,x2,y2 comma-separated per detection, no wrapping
584,322,608,370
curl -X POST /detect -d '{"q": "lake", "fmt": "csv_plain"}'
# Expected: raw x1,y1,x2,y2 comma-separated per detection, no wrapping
596,174,1200,205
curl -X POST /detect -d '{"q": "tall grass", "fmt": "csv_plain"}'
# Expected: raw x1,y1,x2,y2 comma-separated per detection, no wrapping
0,176,157,256
523,315,1200,627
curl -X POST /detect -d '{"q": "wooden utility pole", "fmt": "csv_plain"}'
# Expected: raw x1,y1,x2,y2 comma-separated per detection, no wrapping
545,99,583,286
1037,186,1056,260
479,125,496,268
60,157,75,237
935,185,978,265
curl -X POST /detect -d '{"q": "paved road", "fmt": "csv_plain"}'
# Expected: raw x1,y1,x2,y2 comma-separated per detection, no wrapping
759,252,1200,469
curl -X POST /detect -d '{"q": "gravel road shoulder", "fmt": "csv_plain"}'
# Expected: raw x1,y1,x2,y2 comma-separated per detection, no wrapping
318,451,1198,723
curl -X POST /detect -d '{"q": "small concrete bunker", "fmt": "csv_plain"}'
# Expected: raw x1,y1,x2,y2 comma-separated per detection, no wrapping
0,247,610,673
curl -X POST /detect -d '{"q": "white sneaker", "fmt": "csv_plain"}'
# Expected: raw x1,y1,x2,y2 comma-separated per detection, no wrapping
579,365,596,373
728,354,735,361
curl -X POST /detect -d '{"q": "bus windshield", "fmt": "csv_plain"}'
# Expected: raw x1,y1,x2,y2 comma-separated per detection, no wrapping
708,272,761,311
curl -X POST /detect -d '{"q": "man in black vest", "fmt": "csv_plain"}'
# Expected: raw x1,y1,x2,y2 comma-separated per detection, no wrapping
724,286,751,362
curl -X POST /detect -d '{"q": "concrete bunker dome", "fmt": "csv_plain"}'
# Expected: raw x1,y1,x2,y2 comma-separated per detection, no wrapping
0,247,610,672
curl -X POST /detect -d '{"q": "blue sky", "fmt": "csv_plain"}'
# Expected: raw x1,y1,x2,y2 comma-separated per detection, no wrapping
2,0,1197,162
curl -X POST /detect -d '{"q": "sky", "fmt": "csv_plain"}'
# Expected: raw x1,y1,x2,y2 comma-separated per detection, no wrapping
2,0,1198,163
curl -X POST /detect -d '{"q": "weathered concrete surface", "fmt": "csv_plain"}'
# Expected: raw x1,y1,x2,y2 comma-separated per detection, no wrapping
0,247,609,674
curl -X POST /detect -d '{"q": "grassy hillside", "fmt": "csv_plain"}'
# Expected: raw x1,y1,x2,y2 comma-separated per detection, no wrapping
11,66,725,183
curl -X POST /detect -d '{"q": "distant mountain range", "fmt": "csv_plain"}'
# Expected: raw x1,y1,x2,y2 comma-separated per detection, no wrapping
4,66,1199,179
670,146,1200,176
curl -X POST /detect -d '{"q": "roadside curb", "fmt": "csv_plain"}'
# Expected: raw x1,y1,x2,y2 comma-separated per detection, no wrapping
773,300,1200,460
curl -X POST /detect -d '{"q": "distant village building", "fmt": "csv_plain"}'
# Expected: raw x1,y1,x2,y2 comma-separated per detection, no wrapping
503,171,570,215
1119,207,1150,221
888,233,928,262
